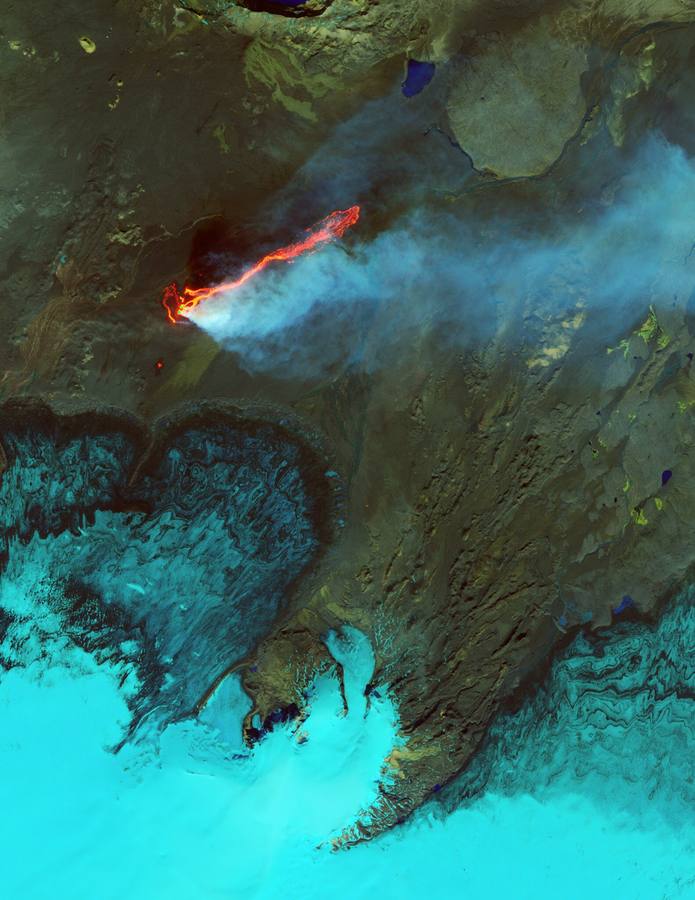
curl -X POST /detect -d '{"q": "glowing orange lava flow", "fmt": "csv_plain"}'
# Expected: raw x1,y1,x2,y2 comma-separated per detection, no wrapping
162,205,361,324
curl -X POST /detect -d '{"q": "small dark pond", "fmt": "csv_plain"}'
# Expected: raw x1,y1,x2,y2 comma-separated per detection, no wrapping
402,60,436,97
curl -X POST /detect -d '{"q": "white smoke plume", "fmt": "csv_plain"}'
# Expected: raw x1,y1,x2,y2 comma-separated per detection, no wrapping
190,134,695,377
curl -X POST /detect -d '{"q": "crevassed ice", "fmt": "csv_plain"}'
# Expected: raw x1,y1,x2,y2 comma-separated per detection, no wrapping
0,572,693,899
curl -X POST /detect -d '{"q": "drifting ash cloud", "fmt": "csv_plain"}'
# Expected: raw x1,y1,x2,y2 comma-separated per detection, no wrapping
188,135,695,378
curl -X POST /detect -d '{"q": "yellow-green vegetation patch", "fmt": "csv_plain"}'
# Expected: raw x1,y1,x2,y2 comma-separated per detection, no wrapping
608,40,657,148
606,338,631,358
108,224,141,246
654,497,664,511
213,124,231,155
675,374,695,412
631,507,648,526
638,40,657,87
8,39,37,58
636,305,670,349
244,41,338,123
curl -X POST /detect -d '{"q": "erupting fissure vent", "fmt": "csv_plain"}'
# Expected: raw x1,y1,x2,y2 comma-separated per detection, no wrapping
162,205,360,324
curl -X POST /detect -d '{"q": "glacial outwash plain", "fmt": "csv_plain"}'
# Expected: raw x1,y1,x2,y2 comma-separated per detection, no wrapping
0,1,694,897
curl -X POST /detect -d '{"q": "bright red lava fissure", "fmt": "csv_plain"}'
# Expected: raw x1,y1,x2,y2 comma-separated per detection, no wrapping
162,205,361,324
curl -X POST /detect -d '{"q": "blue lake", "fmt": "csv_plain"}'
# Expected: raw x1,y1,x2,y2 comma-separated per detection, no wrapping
402,60,436,97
